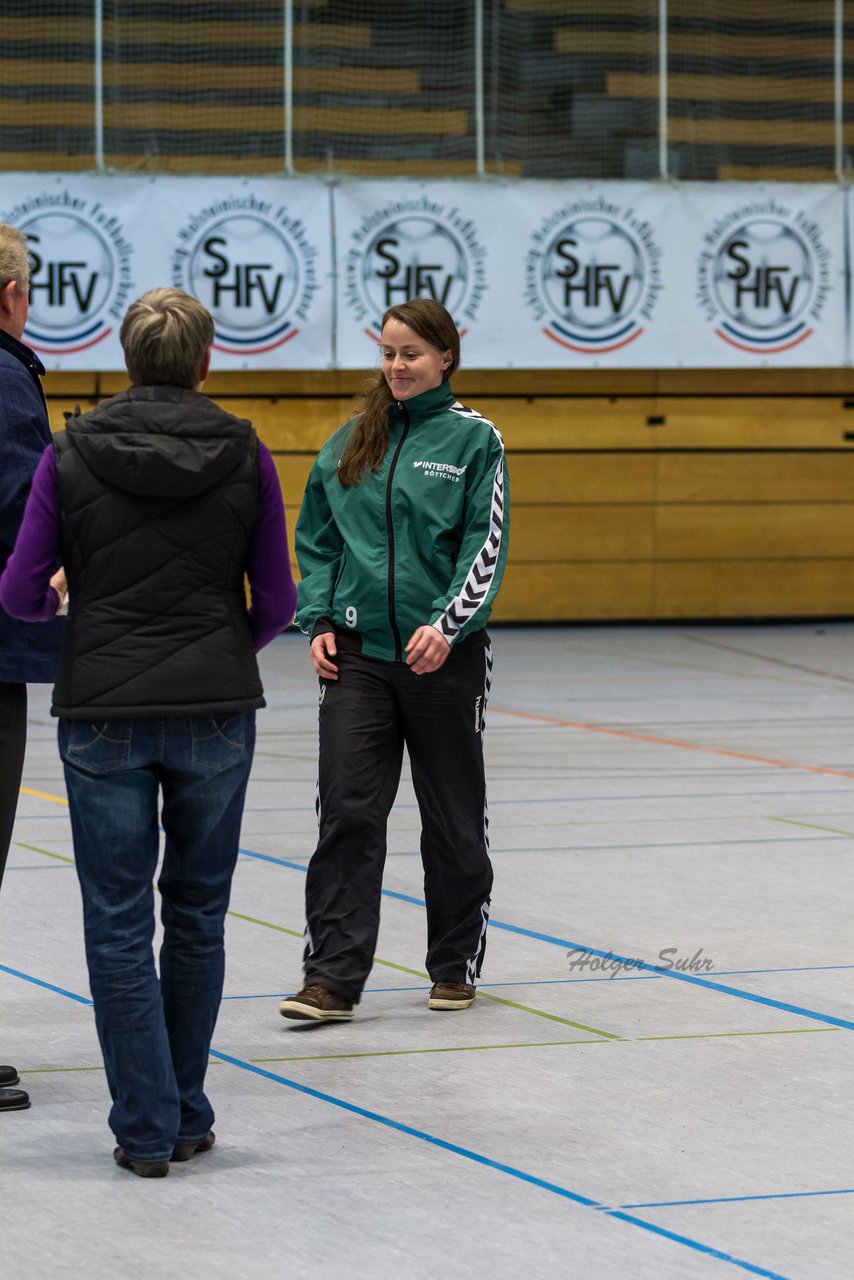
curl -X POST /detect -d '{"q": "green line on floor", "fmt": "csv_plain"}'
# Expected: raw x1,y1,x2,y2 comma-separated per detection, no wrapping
478,989,622,1037
15,842,74,864
226,908,304,939
771,817,854,838
637,1026,840,1042
227,908,620,1038
253,1037,611,1064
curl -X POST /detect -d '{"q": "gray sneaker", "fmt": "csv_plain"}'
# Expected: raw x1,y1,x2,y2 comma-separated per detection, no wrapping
279,984,354,1021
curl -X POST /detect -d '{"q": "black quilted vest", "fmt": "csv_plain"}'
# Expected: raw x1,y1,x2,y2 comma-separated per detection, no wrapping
52,385,264,719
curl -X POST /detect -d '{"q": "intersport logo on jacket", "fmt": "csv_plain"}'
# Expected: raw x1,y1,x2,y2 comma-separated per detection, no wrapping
412,460,467,482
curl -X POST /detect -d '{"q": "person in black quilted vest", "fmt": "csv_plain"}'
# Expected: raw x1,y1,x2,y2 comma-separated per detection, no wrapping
0,287,296,1176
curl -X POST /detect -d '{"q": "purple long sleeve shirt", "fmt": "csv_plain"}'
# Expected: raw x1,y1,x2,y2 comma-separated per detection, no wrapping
0,441,296,653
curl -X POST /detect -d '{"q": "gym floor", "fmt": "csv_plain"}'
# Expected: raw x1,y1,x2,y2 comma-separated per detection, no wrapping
3,624,854,1280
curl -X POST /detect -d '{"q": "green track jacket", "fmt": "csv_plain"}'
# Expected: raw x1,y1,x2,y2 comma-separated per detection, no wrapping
295,382,509,663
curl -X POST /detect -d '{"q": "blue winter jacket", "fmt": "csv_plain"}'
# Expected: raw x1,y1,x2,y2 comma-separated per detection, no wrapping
0,330,63,682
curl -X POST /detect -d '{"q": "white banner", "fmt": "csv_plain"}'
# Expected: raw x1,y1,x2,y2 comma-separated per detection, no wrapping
0,174,333,371
0,174,848,370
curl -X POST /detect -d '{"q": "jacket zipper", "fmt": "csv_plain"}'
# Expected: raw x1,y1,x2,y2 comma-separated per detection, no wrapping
386,403,410,662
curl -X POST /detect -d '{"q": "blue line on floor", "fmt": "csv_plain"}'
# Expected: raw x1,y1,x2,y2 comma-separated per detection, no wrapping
221,963,854,1000
237,845,854,1032
207,1047,790,1280
611,1188,854,1210
600,1211,789,1277
0,960,796,1277
0,963,92,1006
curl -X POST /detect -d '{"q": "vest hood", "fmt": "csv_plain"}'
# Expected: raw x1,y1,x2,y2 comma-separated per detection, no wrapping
65,385,254,499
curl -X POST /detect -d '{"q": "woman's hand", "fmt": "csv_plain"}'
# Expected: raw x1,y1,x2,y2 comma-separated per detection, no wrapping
405,625,451,675
50,567,68,614
310,631,339,679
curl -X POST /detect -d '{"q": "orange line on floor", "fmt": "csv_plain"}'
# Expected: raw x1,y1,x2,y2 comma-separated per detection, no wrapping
488,706,854,781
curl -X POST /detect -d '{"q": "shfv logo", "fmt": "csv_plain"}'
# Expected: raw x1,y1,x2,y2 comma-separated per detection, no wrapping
526,198,662,355
6,194,134,355
697,202,831,354
344,198,487,341
172,197,318,356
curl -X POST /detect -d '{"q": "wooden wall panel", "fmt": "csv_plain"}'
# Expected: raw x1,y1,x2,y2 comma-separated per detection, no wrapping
42,370,854,623
494,563,655,621
656,504,854,560
655,561,854,619
656,453,854,503
509,453,656,502
511,506,655,562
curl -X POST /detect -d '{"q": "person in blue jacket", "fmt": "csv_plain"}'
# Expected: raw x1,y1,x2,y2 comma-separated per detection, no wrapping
0,222,64,1112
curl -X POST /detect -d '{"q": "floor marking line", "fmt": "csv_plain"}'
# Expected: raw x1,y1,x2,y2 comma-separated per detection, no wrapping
0,963,92,1005
601,1212,790,1280
684,634,854,686
612,1187,854,1210
234,857,619,1039
771,817,854,838
206,1048,791,1280
15,841,75,864
489,704,854,781
637,1027,838,1043
252,1038,609,1064
0,962,814,1275
485,922,854,1033
19,786,68,805
236,845,854,1033
254,1022,838,1062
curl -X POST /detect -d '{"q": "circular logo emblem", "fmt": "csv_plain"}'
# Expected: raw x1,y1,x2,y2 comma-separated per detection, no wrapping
172,198,318,356
526,201,662,354
16,202,134,355
698,204,831,354
344,199,487,340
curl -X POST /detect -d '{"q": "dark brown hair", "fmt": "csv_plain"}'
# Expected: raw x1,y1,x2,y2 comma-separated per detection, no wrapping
337,298,460,487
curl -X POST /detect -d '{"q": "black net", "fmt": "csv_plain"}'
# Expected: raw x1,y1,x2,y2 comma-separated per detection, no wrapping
0,0,849,180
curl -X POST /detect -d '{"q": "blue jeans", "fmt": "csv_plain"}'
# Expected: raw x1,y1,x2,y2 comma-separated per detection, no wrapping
58,711,256,1162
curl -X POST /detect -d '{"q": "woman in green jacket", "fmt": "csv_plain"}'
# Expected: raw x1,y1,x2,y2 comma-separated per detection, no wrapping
280,298,509,1021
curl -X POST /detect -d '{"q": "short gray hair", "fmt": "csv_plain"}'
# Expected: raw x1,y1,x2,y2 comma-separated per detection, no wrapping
0,223,30,293
120,288,214,389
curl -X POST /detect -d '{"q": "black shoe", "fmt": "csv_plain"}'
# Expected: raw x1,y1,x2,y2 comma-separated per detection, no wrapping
171,1131,215,1162
0,1065,20,1087
113,1146,170,1178
0,1087,31,1111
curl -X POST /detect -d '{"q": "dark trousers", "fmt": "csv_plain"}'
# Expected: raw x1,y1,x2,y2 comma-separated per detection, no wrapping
0,682,27,891
304,635,494,1002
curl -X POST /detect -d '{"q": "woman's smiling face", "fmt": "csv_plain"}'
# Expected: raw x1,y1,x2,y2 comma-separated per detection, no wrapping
380,318,452,401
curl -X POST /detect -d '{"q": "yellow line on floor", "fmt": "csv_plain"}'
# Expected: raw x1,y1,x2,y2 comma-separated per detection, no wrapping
20,786,68,805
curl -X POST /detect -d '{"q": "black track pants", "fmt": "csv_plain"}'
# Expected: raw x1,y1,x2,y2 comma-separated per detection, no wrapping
0,682,27,891
303,634,494,1003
